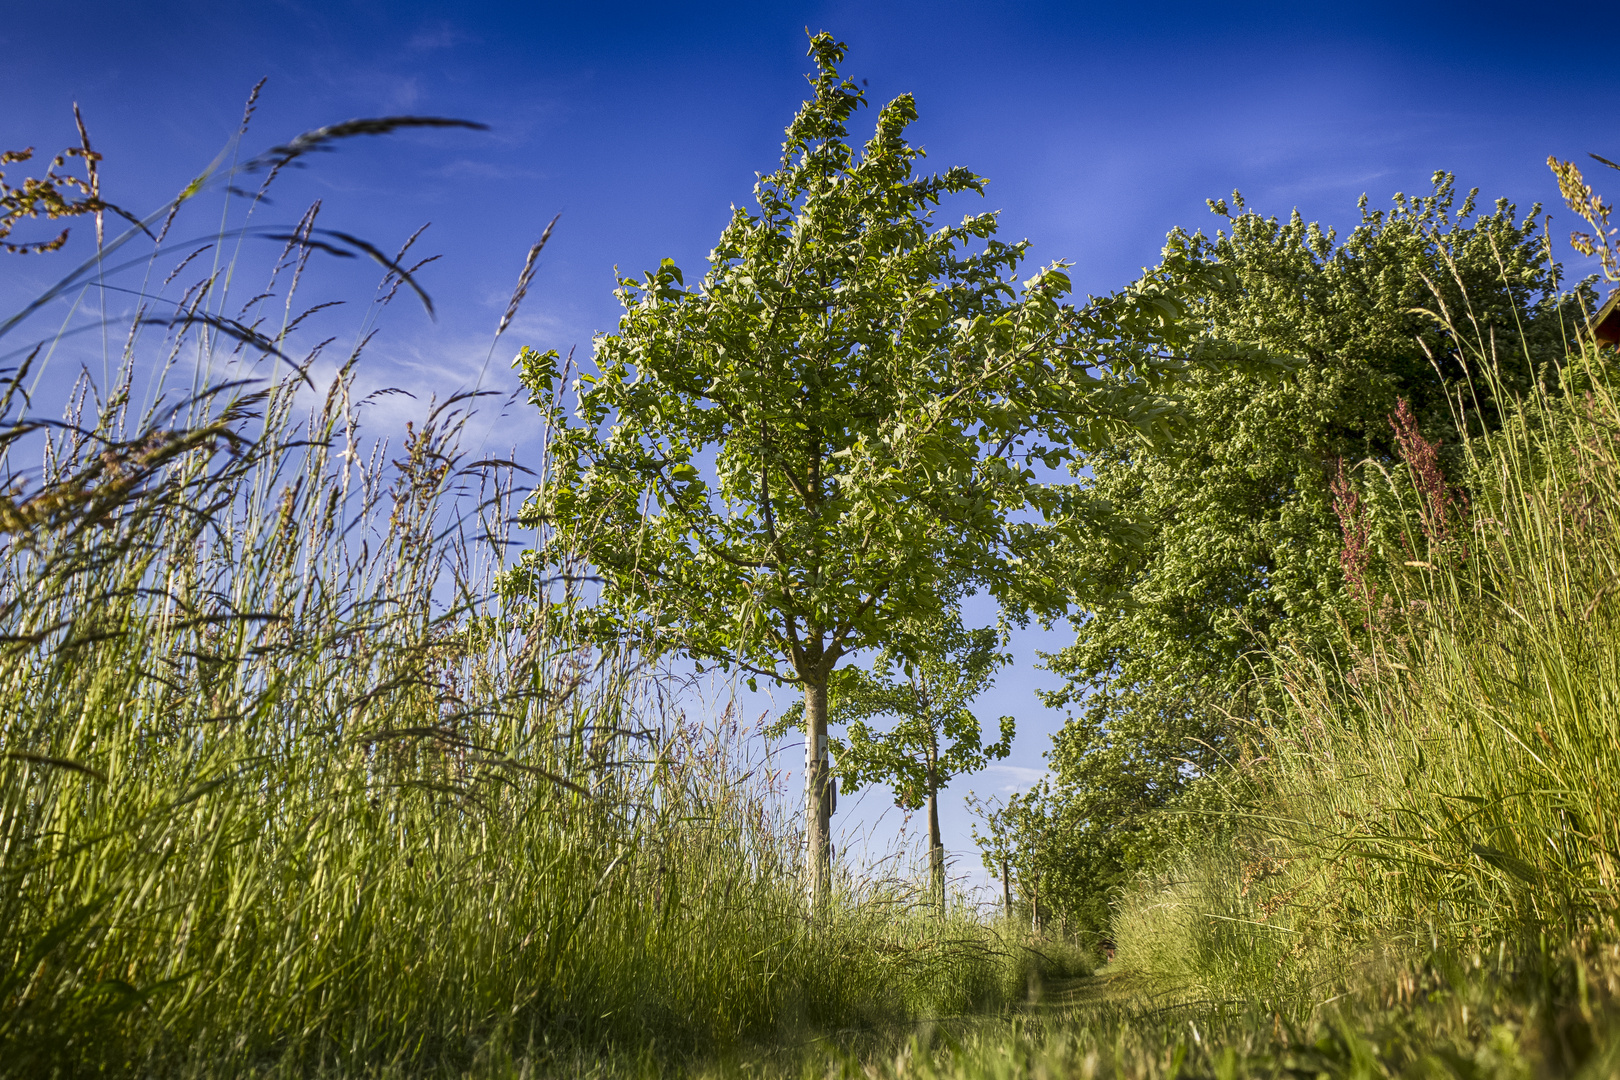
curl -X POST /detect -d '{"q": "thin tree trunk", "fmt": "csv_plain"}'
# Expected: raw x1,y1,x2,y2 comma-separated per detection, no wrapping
1001,857,1012,919
927,790,944,908
803,678,831,909
926,732,943,908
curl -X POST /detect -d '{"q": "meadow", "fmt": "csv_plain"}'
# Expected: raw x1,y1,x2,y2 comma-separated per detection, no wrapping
2,94,1619,1079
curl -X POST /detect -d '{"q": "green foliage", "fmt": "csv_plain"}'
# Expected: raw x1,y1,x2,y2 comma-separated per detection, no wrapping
773,615,1015,901
967,781,1100,931
508,32,1173,686
776,619,1014,812
830,622,1014,812
1245,351,1620,960
14,73,1620,1080
1023,176,1583,930
1097,159,1620,1052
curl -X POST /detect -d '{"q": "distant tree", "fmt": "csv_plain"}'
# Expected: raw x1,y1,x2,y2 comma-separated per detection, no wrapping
774,616,1013,905
508,34,1189,908
968,779,1118,937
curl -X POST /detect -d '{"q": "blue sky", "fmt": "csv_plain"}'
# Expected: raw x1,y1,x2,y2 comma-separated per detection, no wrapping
5,0,1615,893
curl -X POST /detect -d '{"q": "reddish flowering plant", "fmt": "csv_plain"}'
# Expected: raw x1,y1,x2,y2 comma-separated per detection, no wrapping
1330,458,1376,608
1390,398,1468,551
1331,399,1470,612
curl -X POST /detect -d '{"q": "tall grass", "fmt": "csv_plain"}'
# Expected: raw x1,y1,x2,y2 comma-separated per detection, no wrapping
1263,348,1620,949
0,113,1025,1077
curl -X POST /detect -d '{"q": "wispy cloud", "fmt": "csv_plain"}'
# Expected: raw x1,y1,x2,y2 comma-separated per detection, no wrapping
979,764,1049,792
406,21,471,53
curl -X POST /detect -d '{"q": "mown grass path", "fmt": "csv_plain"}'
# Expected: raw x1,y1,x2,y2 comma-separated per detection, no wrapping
1032,964,1210,1018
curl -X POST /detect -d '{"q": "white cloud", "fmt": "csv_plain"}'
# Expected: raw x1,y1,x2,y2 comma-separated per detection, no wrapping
405,22,472,53
978,763,1049,792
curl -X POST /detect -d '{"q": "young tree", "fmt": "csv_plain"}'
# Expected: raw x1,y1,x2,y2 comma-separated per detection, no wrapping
774,617,1014,905
967,782,1080,934
509,34,1182,907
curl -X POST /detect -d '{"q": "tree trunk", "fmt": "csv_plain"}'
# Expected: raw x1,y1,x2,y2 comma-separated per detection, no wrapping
926,732,944,908
1001,857,1012,920
803,678,831,910
1030,870,1041,934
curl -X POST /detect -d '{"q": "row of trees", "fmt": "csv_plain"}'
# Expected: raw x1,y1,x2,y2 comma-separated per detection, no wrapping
980,176,1587,936
508,31,1593,919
